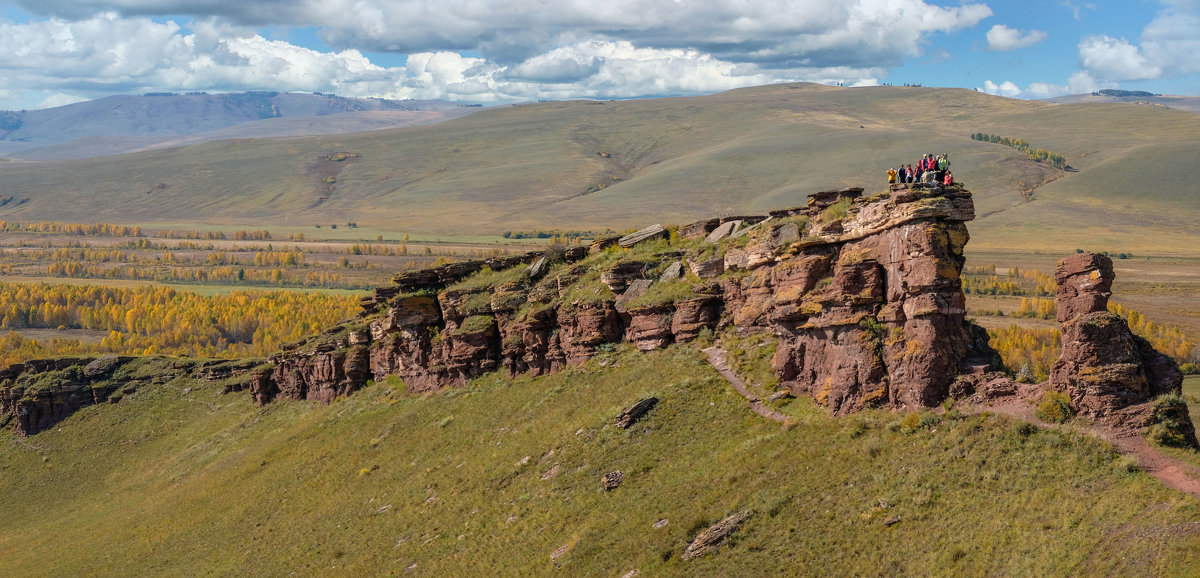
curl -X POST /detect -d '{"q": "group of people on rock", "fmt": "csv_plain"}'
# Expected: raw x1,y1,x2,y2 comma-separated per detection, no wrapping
886,153,952,186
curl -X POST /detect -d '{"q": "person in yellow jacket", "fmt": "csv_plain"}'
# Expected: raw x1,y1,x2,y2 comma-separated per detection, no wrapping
886,167,897,184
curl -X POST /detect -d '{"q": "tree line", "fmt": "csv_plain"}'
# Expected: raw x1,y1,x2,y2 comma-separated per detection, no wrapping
970,133,1067,169
962,266,1056,296
0,282,360,367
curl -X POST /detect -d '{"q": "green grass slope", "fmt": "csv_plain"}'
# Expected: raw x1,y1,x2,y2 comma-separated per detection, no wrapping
0,83,1197,255
3,347,1200,575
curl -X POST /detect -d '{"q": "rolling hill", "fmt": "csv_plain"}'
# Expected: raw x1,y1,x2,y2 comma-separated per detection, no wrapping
0,83,1197,256
0,92,478,160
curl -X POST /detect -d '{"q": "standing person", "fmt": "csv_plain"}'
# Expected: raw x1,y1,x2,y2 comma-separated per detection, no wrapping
906,164,915,183
944,170,954,187
886,167,898,184
937,154,949,182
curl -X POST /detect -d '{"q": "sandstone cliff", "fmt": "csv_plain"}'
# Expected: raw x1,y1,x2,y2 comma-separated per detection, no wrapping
258,183,985,415
3,184,1190,439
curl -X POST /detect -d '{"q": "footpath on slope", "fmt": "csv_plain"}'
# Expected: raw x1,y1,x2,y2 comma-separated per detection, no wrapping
702,345,1200,500
702,346,790,424
973,397,1200,500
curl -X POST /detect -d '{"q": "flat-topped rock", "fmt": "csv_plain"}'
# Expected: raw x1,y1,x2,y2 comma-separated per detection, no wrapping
659,261,683,281
618,224,666,248
704,220,741,243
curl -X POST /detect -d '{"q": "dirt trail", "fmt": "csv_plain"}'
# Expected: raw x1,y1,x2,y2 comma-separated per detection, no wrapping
702,345,1200,499
966,399,1200,500
702,347,790,424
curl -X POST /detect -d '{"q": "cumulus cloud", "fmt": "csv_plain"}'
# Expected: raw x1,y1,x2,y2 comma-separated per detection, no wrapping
0,0,996,108
1067,1,1200,85
0,14,405,100
12,0,992,68
980,80,1022,97
985,24,1047,51
1140,0,1200,76
979,71,1113,99
1077,35,1161,81
34,92,89,109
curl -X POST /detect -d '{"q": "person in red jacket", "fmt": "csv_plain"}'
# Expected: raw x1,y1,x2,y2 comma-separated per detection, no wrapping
944,170,954,186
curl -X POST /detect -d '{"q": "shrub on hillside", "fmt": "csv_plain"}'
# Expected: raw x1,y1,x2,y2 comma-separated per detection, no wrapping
1147,394,1199,448
1035,391,1072,423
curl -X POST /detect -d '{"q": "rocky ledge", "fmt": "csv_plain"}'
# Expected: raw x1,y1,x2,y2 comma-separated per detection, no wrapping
256,183,989,414
0,356,267,436
3,183,1190,440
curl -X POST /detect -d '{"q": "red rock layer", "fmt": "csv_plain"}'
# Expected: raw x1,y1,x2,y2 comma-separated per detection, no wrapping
264,184,985,415
1048,253,1181,416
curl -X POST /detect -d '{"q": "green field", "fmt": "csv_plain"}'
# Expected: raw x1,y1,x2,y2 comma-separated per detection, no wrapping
3,346,1200,575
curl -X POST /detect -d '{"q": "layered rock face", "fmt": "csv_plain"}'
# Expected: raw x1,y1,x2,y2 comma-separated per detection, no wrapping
5,186,1190,439
263,183,983,414
1049,253,1182,416
758,187,976,413
0,356,264,436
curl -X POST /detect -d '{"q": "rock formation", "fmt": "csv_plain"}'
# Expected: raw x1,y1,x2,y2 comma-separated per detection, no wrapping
0,356,265,436
261,183,984,415
4,184,1190,439
1049,252,1183,416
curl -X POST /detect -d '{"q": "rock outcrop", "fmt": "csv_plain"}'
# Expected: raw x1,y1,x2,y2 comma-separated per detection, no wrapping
1049,252,1182,417
0,356,265,436
263,183,985,415
2,184,1191,438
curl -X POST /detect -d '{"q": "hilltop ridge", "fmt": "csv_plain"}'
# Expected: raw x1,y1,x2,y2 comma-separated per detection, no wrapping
0,84,1196,256
0,91,477,160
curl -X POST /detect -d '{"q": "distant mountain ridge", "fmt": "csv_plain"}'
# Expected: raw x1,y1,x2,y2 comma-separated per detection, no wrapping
1042,92,1200,114
0,92,481,160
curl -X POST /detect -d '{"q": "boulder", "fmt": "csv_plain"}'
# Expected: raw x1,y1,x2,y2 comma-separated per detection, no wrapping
681,512,752,561
659,261,683,282
618,224,666,248
614,397,659,428
526,256,548,278
601,261,653,291
704,220,740,244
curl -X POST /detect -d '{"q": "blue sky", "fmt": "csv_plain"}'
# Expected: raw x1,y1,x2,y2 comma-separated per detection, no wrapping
0,0,1196,110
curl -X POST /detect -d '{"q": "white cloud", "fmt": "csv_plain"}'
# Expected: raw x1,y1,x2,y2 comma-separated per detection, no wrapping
981,80,1022,97
1140,1,1200,76
985,24,1047,51
1025,82,1068,98
1060,0,1097,20
979,71,1116,99
1078,35,1162,81
1,2,988,108
12,0,992,69
34,92,89,108
1066,71,1106,94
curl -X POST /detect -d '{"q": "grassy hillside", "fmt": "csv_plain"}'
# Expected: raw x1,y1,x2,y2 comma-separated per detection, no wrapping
0,83,1197,256
0,92,470,160
3,346,1200,575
